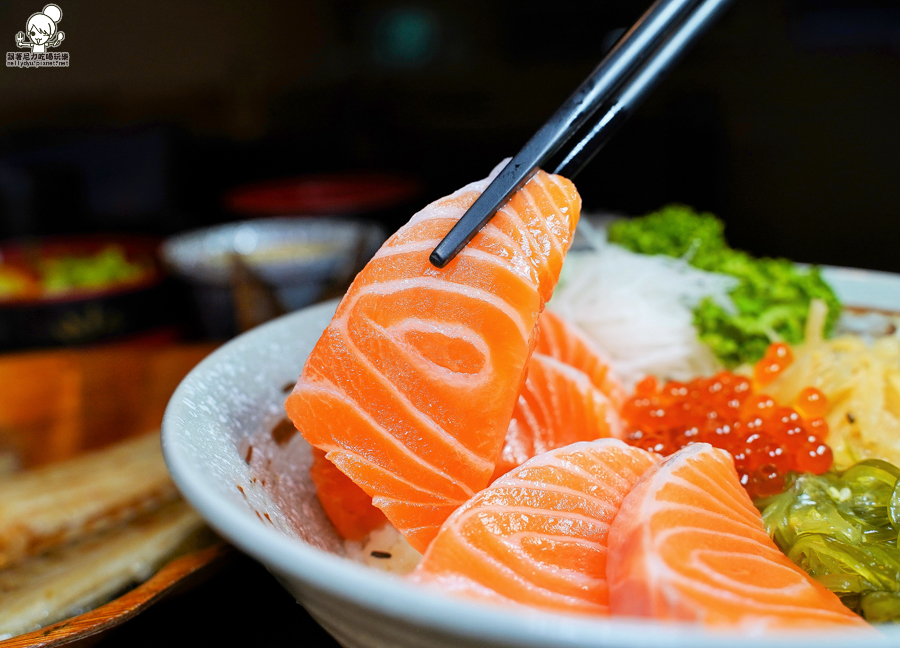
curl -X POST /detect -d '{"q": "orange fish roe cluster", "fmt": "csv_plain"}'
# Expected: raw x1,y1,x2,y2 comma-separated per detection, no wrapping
622,358,833,499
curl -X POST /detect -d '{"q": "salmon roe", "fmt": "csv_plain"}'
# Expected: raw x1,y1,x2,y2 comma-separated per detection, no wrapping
622,349,833,499
753,342,793,387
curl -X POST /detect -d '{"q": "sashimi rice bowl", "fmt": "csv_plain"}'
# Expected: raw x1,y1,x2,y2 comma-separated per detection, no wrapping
163,161,900,647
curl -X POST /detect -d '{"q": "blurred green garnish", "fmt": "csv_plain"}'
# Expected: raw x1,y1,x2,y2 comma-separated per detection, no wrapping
758,460,900,622
40,246,146,295
607,205,841,367
0,267,34,299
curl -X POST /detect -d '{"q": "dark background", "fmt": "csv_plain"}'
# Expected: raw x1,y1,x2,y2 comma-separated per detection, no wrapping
1,0,899,270
1,2,898,644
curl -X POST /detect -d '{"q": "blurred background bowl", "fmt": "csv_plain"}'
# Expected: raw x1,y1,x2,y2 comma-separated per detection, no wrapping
0,235,180,352
161,217,386,339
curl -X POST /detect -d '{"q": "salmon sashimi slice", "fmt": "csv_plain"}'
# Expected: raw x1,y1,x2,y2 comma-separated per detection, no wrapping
536,309,624,407
607,443,871,631
309,448,388,541
409,439,659,614
312,351,618,539
287,163,581,552
492,353,621,481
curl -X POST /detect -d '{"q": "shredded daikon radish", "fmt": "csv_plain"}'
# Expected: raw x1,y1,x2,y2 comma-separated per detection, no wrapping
550,224,738,389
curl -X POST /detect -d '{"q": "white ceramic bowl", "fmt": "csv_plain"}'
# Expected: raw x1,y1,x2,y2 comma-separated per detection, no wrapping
161,217,385,338
162,266,900,648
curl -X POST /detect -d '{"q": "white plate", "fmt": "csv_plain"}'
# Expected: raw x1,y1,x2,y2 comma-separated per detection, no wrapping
162,266,900,648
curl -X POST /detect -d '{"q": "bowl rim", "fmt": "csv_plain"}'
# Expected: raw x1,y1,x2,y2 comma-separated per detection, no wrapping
161,216,382,251
159,216,385,279
162,268,900,648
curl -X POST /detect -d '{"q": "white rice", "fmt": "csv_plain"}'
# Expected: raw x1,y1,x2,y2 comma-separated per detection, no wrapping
344,524,422,575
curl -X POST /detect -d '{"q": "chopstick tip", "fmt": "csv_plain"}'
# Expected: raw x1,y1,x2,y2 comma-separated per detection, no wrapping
429,248,449,269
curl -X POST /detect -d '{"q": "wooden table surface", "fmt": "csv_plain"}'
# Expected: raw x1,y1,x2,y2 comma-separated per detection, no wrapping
0,337,347,647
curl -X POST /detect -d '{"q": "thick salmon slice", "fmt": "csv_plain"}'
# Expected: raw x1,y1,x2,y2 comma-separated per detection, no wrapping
309,448,388,541
287,164,581,552
492,353,621,481
409,439,658,614
536,309,624,407
313,351,619,540
607,443,871,631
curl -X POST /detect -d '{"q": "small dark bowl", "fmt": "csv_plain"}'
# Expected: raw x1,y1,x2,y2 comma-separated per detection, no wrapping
0,236,181,351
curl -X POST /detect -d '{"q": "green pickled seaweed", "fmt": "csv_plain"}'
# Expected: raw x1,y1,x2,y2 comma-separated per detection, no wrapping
862,592,900,624
759,459,900,621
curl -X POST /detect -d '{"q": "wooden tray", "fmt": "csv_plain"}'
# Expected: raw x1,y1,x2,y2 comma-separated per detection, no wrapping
0,543,233,648
0,340,226,646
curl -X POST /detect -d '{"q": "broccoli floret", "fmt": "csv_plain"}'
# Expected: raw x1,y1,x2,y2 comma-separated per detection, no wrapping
608,205,842,367
608,204,726,264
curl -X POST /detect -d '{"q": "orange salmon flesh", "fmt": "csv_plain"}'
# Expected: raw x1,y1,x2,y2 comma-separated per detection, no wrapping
607,443,872,631
411,439,659,614
287,163,581,551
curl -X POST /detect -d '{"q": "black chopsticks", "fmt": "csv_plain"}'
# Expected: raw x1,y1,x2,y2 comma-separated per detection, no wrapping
429,0,736,269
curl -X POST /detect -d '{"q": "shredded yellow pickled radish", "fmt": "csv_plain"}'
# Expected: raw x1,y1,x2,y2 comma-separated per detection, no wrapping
765,300,900,469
